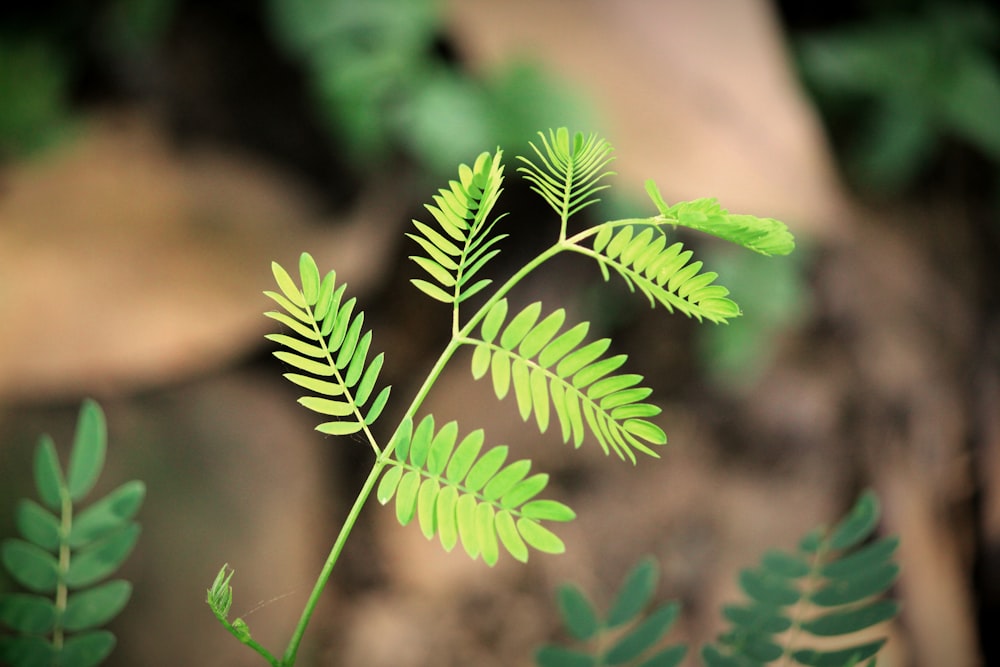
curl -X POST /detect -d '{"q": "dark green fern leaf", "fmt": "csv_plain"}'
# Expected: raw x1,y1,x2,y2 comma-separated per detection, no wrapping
266,253,392,440
585,222,741,324
645,181,794,257
0,400,143,667
376,416,574,565
701,490,899,667
517,128,615,232
538,557,686,667
408,149,507,305
465,299,666,463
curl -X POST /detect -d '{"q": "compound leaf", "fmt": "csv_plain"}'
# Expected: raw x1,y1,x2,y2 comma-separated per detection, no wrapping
410,149,506,305
379,419,573,564
578,223,740,324
703,490,899,667
517,128,615,225
645,180,794,256
539,557,685,667
268,254,392,443
467,300,665,462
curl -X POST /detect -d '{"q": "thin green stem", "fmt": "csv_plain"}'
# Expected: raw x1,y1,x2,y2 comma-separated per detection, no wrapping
245,638,280,667
279,332,467,665
54,490,72,650
280,459,386,665
278,234,574,666
216,616,280,667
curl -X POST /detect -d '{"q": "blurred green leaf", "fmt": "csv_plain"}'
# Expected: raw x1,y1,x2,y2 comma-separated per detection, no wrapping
607,557,658,628
64,580,132,631
0,634,55,667
69,481,146,548
33,436,65,512
796,2,1000,192
65,523,140,589
556,585,599,641
15,500,60,552
68,400,107,503
0,540,59,594
58,630,116,667
605,601,679,664
0,40,75,160
0,593,56,634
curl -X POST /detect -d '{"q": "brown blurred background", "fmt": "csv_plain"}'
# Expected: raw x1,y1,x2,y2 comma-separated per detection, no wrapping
1,0,998,665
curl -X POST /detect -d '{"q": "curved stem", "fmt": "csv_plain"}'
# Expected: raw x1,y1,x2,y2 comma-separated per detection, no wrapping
280,459,387,665
279,237,574,665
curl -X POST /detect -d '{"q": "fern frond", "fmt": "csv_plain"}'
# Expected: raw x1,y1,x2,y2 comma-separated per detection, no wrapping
586,223,742,324
266,253,391,441
408,149,507,305
463,299,666,464
517,128,615,233
536,557,687,667
376,416,575,565
702,491,899,667
0,400,144,667
645,180,795,257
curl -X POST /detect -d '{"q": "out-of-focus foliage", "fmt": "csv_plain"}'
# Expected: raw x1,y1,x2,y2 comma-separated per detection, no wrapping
0,401,144,667
0,39,75,159
698,247,810,388
98,0,176,58
268,0,593,176
0,0,177,161
536,492,898,667
794,1,1000,193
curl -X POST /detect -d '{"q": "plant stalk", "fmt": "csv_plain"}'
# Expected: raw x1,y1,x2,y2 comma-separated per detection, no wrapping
278,235,571,665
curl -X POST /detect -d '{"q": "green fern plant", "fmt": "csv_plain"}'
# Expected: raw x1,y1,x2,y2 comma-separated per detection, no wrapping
208,127,796,666
0,400,145,667
538,490,898,667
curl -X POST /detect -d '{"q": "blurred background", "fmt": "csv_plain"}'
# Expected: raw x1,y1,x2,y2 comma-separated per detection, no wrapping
1,0,998,665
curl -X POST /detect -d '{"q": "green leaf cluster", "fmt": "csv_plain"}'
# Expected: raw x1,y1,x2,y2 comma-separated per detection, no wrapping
265,253,391,441
536,557,686,667
537,491,898,667
466,299,665,463
795,1,1000,192
267,0,594,174
245,127,799,665
376,416,574,565
644,182,795,258
702,491,898,667
588,222,740,324
0,400,144,667
517,128,616,233
408,149,507,306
